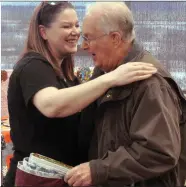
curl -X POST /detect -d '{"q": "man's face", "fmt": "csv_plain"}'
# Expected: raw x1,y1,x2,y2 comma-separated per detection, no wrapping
82,16,116,72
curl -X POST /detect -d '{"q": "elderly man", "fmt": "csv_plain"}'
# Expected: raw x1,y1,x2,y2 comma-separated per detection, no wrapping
65,2,186,187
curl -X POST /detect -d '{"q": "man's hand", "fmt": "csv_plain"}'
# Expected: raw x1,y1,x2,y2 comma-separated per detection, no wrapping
64,162,92,186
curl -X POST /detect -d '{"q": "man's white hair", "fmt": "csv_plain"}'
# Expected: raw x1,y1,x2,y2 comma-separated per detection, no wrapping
85,2,135,42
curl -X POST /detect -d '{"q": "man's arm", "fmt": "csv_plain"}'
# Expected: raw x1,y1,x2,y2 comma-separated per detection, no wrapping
89,81,181,185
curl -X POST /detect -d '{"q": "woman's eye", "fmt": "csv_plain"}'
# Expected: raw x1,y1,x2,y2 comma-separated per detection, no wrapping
63,26,70,28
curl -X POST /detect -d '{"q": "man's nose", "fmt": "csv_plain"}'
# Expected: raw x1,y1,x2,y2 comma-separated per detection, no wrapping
81,40,89,50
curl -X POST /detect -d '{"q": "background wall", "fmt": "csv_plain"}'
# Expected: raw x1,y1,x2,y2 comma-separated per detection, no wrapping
1,1,186,116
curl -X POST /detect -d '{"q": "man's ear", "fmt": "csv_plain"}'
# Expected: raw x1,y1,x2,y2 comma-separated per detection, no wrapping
110,32,122,47
39,25,47,40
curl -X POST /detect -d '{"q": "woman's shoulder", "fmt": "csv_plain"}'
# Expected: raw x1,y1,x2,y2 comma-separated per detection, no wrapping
10,52,54,81
19,51,49,65
14,52,51,71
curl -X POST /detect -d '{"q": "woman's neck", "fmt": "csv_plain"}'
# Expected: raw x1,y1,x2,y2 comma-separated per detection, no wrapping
57,57,64,66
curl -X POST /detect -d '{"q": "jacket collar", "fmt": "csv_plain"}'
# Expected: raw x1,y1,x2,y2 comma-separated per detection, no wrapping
121,40,144,64
98,41,186,107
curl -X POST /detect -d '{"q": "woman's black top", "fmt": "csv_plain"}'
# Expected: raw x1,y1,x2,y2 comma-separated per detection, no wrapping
8,52,80,166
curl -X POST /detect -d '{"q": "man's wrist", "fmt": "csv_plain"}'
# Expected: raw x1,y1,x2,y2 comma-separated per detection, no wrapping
89,159,109,185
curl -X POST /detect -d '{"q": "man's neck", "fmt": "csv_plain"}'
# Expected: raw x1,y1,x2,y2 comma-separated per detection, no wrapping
118,41,133,65
104,41,133,73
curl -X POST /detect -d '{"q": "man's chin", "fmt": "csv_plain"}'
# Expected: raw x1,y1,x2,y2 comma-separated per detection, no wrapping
93,60,100,67
94,63,106,72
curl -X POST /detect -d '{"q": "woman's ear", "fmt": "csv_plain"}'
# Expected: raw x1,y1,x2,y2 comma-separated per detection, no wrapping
39,25,47,40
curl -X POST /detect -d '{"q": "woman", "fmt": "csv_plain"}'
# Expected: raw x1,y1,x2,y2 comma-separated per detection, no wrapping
4,1,157,186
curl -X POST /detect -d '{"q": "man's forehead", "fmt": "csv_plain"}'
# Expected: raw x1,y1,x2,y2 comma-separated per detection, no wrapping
82,17,100,36
82,28,100,37
83,17,94,28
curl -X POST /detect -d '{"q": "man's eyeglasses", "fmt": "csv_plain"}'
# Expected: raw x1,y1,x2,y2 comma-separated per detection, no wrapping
81,33,108,45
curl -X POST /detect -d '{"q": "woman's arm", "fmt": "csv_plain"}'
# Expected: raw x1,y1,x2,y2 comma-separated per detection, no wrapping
33,62,157,118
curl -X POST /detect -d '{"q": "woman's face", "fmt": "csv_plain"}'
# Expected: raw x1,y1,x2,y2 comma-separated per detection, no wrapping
41,8,80,59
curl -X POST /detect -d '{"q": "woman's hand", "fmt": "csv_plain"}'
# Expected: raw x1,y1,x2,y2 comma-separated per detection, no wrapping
105,62,157,87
